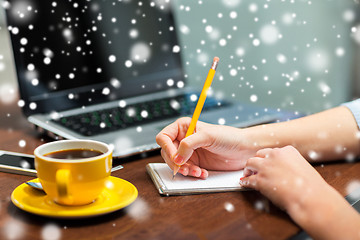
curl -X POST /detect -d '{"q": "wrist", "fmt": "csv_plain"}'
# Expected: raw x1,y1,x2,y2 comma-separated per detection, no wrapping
240,123,284,149
286,183,347,239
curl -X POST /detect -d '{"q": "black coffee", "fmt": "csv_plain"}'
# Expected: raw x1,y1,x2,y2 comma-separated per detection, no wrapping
44,149,103,159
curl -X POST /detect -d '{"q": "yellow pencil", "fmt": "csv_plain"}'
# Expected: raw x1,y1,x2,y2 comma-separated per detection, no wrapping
173,56,219,179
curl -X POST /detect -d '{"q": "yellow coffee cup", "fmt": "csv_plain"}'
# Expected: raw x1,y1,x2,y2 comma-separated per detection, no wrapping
34,140,113,206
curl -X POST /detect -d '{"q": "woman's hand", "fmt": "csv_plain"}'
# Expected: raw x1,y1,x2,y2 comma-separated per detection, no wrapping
156,117,260,178
239,145,329,211
240,145,360,240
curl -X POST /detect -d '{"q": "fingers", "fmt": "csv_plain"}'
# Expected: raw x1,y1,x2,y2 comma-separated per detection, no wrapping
200,169,209,178
243,166,257,177
255,148,273,158
161,149,175,169
243,156,264,176
240,156,266,188
157,117,211,179
174,130,212,165
243,148,276,175
160,139,180,172
239,174,258,190
156,117,191,163
156,117,191,143
179,164,208,179
160,138,209,179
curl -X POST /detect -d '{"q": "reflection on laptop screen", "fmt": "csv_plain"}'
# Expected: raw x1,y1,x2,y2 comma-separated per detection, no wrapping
6,0,183,115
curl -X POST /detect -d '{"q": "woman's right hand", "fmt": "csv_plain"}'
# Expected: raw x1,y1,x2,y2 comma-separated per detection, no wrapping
155,117,260,178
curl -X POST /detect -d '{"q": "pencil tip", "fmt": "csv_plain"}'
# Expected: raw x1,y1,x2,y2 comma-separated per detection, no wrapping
172,174,175,180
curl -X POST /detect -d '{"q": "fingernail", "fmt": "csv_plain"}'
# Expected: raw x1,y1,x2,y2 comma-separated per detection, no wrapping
239,177,247,186
174,154,184,164
239,180,249,186
192,170,201,178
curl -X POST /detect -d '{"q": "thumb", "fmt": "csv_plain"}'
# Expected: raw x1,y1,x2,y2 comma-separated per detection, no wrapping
174,131,212,165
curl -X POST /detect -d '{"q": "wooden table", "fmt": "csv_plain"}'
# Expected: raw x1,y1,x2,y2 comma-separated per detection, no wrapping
1,100,359,240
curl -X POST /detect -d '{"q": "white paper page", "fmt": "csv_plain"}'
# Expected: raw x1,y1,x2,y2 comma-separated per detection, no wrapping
152,163,244,190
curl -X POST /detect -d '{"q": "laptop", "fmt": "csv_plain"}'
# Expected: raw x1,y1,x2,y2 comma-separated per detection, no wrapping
5,0,282,158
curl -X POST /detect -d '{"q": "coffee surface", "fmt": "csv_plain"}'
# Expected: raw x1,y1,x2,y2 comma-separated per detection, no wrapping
44,149,103,159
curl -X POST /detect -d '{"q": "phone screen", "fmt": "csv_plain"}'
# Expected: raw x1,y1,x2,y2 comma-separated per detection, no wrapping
0,154,35,170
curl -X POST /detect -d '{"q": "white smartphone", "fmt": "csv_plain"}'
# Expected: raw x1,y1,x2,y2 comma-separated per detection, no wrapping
0,150,123,177
0,150,37,177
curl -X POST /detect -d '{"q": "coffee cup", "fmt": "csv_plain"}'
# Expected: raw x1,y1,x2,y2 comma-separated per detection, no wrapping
34,140,113,206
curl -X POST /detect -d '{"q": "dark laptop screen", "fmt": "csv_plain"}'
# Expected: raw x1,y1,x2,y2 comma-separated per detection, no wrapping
5,0,183,115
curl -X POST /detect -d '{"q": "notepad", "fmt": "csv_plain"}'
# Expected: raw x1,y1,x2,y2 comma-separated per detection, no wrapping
146,163,246,196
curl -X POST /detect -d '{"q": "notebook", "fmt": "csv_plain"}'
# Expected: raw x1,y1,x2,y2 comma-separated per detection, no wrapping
5,1,282,158
146,163,246,196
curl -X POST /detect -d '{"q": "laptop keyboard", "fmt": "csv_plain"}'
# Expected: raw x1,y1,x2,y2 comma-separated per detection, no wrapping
52,94,229,137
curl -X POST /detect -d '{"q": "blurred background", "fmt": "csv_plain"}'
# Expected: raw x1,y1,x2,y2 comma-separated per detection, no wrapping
0,0,360,115
172,0,360,114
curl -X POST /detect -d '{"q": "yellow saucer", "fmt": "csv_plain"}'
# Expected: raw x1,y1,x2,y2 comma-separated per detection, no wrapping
11,176,138,218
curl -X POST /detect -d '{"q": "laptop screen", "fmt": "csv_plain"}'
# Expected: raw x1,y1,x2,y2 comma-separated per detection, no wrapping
5,0,183,116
